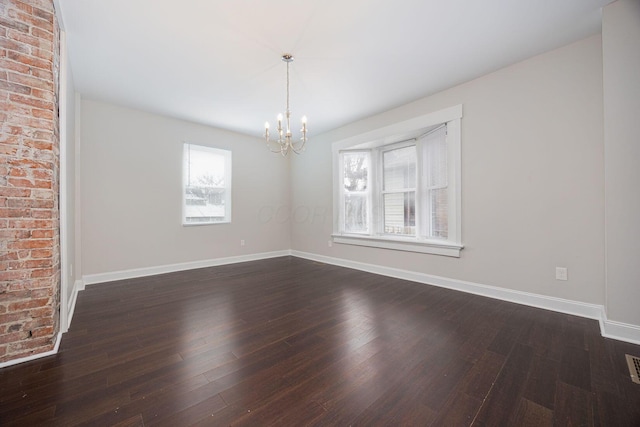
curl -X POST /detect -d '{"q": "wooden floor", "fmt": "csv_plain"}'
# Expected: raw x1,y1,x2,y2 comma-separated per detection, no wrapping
1,257,639,426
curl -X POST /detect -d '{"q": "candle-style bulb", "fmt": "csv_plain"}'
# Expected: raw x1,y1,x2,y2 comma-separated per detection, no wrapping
301,116,307,124
265,121,270,129
277,114,283,122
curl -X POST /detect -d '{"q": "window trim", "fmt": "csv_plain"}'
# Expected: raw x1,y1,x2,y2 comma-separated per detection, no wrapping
332,105,463,257
182,143,232,226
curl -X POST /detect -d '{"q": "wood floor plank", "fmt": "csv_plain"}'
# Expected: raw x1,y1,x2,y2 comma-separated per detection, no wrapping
511,398,554,427
472,342,535,425
553,381,595,427
522,353,559,410
1,256,639,426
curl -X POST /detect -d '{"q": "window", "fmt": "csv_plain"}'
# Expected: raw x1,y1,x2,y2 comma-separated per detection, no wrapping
332,105,462,257
182,143,231,225
342,151,371,234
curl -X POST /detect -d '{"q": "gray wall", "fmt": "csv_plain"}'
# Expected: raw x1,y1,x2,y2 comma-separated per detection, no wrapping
62,47,76,303
291,35,605,306
603,0,640,327
80,100,291,275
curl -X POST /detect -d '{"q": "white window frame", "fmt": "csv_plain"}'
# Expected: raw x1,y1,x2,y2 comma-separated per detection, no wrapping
182,143,232,226
338,150,373,235
332,105,463,257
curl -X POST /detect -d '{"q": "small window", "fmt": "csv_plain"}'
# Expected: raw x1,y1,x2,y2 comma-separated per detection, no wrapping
182,143,231,225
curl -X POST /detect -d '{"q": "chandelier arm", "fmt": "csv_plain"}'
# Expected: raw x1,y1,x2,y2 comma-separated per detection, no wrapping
291,140,306,154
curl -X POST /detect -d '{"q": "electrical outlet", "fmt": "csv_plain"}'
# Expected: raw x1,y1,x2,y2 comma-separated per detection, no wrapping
555,267,568,281
240,240,245,246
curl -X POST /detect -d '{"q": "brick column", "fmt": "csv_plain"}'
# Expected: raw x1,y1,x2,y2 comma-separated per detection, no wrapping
0,0,60,363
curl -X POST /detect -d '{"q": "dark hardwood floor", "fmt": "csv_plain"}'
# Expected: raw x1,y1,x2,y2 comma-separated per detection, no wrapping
1,256,639,426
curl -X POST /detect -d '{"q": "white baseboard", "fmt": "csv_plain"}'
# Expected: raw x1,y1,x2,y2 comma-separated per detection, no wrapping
291,250,640,345
602,319,640,345
0,332,62,369
64,279,83,332
83,250,292,286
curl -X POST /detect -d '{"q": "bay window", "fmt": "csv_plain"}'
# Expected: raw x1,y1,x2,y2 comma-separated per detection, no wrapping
332,105,462,257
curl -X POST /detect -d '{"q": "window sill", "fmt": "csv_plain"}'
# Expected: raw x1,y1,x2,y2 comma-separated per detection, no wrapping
331,234,463,257
182,220,231,226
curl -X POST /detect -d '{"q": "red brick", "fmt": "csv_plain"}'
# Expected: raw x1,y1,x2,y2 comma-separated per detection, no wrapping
0,207,30,217
0,78,30,95
4,289,31,300
7,197,53,209
28,67,52,81
31,325,54,338
7,10,54,34
30,188,53,199
29,45,53,62
6,177,51,189
31,287,52,298
31,27,53,43
0,99,32,115
8,167,28,177
30,229,53,238
0,143,18,155
30,87,53,102
24,139,54,150
6,50,49,71
8,157,50,169
0,331,27,345
8,71,53,92
7,280,36,291
28,306,53,319
5,112,54,131
0,270,30,281
31,208,52,218
0,37,30,55
0,312,25,325
30,249,52,259
9,92,53,110
0,187,30,197
32,107,53,120
7,239,53,250
26,0,55,13
0,252,19,261
7,28,52,51
30,267,54,278
7,176,34,187
0,16,30,34
7,218,52,229
12,1,34,15
33,10,53,26
8,298,49,311
31,169,51,179
2,124,24,136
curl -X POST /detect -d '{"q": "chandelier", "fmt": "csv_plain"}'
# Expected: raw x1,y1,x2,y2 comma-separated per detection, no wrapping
264,54,307,156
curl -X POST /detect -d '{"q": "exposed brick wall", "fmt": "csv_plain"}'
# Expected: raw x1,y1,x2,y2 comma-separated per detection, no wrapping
0,0,60,363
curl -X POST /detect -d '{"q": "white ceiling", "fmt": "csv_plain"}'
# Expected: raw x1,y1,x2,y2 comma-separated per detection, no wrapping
57,0,611,137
